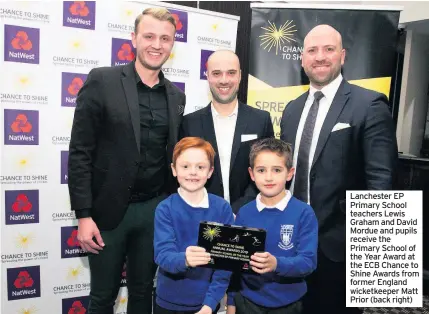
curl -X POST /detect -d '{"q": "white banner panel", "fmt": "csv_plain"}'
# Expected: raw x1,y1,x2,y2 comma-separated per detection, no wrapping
0,1,239,313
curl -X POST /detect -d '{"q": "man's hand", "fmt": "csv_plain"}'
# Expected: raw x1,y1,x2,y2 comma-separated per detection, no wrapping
226,305,236,314
77,217,105,254
195,305,212,314
250,252,277,274
185,246,210,267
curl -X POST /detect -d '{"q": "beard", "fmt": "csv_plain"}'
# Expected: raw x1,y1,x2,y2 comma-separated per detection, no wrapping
305,64,341,87
210,85,238,104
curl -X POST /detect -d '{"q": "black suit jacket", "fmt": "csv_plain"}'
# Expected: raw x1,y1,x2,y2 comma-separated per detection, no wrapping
280,80,398,262
180,102,274,213
68,62,186,230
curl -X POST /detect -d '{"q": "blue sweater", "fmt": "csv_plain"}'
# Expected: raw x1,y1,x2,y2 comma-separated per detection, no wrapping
228,197,318,308
154,193,235,311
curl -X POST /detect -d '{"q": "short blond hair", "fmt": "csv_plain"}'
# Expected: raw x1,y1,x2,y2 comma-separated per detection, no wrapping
134,8,176,33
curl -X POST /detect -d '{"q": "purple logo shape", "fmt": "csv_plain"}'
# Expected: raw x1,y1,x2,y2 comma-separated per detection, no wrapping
4,109,39,145
5,190,39,225
61,72,87,107
61,151,69,184
7,266,41,300
4,24,40,64
169,9,188,43
111,38,135,66
200,50,214,80
63,1,96,30
172,82,185,93
62,296,90,314
61,226,87,259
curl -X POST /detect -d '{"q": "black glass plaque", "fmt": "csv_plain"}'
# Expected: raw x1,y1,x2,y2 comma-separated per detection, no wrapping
197,221,266,273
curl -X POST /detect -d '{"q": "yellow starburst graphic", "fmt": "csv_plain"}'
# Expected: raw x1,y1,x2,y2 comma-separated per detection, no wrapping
260,20,297,55
19,76,29,85
18,306,38,314
19,158,28,167
67,265,83,280
211,23,218,31
118,296,128,308
16,233,34,249
202,226,221,241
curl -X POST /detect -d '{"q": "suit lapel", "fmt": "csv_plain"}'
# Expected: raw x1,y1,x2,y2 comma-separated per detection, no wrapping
311,80,350,168
201,105,222,181
165,80,179,145
121,63,140,153
284,92,308,149
230,102,247,171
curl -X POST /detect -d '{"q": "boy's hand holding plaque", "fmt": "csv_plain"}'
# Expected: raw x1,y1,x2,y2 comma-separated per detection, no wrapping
197,221,266,273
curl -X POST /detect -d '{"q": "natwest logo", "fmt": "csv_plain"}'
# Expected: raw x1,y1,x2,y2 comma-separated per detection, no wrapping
63,1,96,30
61,72,87,107
170,9,188,43
111,38,135,66
7,266,41,300
4,25,40,64
200,49,214,80
4,109,39,145
61,226,87,258
62,296,90,314
5,190,39,225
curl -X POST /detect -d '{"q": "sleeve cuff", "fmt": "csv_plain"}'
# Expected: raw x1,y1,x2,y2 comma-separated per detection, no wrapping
203,296,218,312
175,252,188,273
275,256,292,276
227,293,236,306
75,208,91,219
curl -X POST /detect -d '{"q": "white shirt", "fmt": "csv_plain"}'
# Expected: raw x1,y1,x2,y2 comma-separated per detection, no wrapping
256,190,292,212
290,74,343,203
211,101,238,203
178,188,209,208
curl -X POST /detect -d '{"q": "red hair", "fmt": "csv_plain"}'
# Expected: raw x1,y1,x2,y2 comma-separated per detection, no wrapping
173,137,215,167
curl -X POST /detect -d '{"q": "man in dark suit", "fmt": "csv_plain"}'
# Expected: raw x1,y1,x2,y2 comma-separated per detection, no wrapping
280,25,397,314
180,50,274,214
68,8,185,314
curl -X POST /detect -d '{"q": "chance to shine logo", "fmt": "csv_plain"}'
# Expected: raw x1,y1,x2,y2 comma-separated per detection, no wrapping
4,24,40,64
63,1,96,30
7,266,41,301
4,109,39,145
5,190,40,225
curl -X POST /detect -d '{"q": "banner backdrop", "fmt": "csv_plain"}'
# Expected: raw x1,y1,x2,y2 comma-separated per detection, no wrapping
247,4,401,138
0,1,238,313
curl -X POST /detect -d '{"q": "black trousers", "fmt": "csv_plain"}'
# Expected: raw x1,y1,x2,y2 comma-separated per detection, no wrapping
87,195,164,314
154,304,220,314
234,292,302,314
302,250,363,314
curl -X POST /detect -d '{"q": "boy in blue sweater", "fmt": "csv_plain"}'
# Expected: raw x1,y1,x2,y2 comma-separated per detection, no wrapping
154,137,235,314
226,138,318,314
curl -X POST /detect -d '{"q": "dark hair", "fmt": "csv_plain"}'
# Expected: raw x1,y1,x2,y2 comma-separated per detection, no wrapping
249,138,293,169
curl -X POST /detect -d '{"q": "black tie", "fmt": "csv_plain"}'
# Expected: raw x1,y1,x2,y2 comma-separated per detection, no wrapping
294,91,324,203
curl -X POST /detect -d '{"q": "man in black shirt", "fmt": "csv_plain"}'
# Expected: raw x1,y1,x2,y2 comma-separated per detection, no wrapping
68,8,185,314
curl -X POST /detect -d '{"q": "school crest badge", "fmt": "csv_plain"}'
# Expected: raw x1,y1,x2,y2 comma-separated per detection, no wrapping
278,225,294,250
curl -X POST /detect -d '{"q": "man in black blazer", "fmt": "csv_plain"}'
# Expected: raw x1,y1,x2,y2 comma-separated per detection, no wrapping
280,25,397,314
180,50,274,214
68,8,185,314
